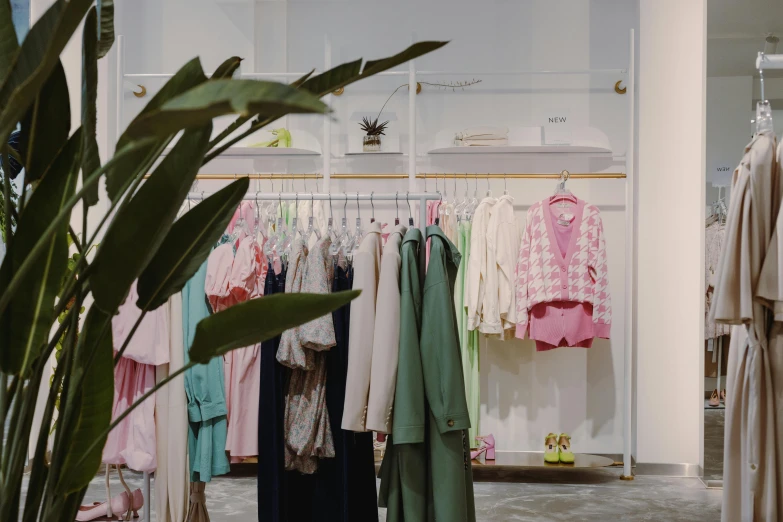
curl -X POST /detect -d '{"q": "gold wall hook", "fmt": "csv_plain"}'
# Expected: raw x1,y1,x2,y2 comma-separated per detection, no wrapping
133,85,147,98
333,87,344,96
614,80,626,95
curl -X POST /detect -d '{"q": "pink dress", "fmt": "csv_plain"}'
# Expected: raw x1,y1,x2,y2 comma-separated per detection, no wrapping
103,357,157,471
104,280,170,471
112,280,170,366
205,236,264,462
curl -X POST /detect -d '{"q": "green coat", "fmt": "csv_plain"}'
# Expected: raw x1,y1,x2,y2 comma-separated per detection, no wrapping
379,228,428,522
379,226,475,522
422,226,475,522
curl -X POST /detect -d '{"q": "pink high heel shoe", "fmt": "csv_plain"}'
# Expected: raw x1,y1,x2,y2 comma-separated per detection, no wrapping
131,488,144,514
76,490,132,521
470,434,496,461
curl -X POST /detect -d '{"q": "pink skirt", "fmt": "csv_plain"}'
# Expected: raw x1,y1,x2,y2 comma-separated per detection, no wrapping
103,356,157,472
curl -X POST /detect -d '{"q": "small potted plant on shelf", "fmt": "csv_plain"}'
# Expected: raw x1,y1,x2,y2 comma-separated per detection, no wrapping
360,116,388,152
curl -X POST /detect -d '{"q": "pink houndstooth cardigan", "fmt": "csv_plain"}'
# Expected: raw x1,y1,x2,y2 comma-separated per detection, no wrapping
514,198,612,341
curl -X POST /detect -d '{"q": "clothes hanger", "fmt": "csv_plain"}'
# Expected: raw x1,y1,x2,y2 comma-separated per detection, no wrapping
303,191,321,243
503,173,509,196
406,192,414,227
370,191,376,223
756,52,775,135
350,192,363,252
327,192,335,240
485,174,492,197
395,191,400,226
551,170,576,205
455,175,468,222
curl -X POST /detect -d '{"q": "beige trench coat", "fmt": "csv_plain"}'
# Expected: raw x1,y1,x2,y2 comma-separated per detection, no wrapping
711,131,782,522
342,222,383,431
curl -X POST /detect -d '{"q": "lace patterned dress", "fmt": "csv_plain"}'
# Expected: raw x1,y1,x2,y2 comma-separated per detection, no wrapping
705,221,731,339
278,237,336,473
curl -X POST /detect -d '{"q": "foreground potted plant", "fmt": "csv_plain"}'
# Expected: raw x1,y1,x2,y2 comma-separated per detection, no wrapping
0,1,445,519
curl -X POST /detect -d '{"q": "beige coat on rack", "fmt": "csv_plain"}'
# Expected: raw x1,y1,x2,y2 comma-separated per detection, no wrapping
366,224,407,433
342,222,383,432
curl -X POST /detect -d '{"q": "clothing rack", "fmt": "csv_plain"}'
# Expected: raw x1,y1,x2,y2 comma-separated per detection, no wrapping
184,172,626,180
189,191,441,276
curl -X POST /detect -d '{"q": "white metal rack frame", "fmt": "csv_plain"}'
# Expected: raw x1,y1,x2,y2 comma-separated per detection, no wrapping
110,28,637,514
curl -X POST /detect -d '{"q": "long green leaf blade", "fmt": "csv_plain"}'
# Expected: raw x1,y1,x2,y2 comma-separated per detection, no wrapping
300,42,448,97
0,128,82,375
92,124,213,313
0,0,19,85
212,56,242,79
19,61,71,182
189,291,360,363
124,79,328,140
137,178,249,310
96,0,114,59
107,57,207,201
0,0,93,142
81,8,100,206
56,307,114,494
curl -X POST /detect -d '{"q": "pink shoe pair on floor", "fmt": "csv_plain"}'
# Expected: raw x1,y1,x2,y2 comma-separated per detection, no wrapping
470,434,495,461
76,488,143,521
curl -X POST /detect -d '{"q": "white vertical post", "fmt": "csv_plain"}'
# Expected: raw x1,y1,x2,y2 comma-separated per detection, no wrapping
323,34,332,193
115,35,125,156
622,28,635,480
408,48,417,192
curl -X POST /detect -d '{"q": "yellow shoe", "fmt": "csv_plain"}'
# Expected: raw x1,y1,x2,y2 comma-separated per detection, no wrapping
544,433,559,464
558,433,575,464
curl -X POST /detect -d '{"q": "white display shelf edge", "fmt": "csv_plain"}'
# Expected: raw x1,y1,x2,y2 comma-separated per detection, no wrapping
162,146,320,157
344,151,404,156
428,145,612,155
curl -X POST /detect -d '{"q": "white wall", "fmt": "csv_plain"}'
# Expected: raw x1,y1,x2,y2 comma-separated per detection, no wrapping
637,0,705,467
707,77,752,188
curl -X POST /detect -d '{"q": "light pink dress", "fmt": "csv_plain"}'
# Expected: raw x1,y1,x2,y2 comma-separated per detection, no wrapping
104,280,170,472
103,356,157,472
112,280,170,366
205,234,264,462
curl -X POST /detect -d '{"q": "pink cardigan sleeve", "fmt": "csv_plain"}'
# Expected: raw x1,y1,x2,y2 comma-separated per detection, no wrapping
588,209,612,338
514,212,532,339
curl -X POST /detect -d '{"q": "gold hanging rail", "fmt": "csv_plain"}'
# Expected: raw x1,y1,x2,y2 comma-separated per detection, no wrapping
182,172,625,180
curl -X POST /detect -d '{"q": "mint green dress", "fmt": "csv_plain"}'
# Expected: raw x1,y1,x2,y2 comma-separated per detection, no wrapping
458,221,480,444
183,261,230,482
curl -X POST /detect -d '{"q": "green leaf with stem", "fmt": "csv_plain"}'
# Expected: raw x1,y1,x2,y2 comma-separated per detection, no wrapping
0,137,158,326
137,177,249,310
123,79,329,140
81,8,101,206
96,0,114,59
0,0,20,85
212,56,242,79
190,290,360,363
0,128,82,375
0,0,93,142
56,307,114,494
91,124,213,313
19,61,71,182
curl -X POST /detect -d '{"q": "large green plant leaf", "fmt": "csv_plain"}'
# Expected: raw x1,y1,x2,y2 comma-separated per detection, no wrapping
300,41,448,96
57,307,114,494
189,291,359,363
81,8,101,206
123,79,328,140
212,56,242,79
0,0,19,85
96,0,114,59
137,178,248,311
106,57,207,201
0,129,81,375
92,124,212,313
0,0,93,142
19,61,71,182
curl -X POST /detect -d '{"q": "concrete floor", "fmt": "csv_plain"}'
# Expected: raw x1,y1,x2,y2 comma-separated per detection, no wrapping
704,408,725,481
72,468,721,522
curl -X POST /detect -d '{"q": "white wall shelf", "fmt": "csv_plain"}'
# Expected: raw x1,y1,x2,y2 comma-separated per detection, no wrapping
428,145,613,155
344,151,404,156
162,146,321,158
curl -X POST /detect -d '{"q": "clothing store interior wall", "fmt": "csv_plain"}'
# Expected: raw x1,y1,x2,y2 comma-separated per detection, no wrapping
118,0,634,456
29,0,713,472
